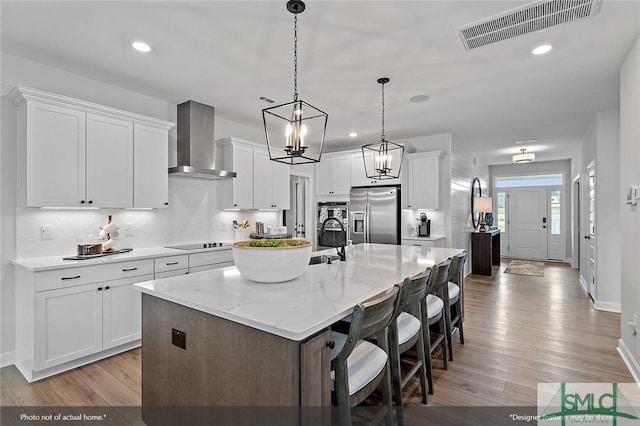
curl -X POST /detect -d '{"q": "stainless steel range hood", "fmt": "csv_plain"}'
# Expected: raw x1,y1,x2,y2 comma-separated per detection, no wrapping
168,100,236,179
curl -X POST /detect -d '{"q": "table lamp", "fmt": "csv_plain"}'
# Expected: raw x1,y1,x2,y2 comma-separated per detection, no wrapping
474,197,493,232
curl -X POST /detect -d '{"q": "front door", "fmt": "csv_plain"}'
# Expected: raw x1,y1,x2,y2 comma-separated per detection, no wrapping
508,186,548,259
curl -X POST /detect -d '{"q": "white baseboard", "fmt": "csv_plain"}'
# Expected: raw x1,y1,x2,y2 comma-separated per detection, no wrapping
578,275,589,294
618,338,640,383
0,351,15,368
594,300,621,313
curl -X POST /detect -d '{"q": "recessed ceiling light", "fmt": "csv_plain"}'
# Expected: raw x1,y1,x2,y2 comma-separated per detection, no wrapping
516,139,536,144
409,94,430,103
532,44,552,55
132,41,151,53
349,132,358,138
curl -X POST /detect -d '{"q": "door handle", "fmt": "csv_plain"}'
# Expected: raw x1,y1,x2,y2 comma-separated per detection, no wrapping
543,226,546,228
584,235,591,239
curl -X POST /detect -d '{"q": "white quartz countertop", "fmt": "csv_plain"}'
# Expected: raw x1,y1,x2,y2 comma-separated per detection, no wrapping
12,245,232,271
402,235,445,241
134,243,464,341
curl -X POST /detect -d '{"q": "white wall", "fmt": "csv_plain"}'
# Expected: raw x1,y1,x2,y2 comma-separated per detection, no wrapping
0,53,275,364
450,146,489,275
619,34,640,380
594,110,621,312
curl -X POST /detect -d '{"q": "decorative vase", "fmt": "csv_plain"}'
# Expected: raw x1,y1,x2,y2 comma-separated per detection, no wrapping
484,212,493,227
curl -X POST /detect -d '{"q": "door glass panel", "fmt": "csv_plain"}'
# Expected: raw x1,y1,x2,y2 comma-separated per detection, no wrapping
550,190,560,235
497,192,507,232
495,173,563,188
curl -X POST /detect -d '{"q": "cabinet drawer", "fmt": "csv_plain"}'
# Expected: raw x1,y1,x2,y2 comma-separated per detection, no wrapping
189,250,233,268
189,262,235,274
155,269,189,279
34,259,153,292
154,255,189,273
402,239,435,247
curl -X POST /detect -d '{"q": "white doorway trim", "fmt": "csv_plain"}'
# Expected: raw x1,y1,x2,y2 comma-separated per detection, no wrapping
572,174,580,270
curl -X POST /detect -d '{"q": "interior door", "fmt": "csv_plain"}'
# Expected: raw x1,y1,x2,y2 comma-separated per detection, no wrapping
508,186,548,259
587,162,596,298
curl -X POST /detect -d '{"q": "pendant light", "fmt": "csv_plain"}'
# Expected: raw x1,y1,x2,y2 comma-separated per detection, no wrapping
362,77,404,180
262,0,327,165
513,148,535,163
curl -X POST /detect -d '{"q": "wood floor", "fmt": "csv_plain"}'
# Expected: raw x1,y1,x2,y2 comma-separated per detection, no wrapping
1,260,632,424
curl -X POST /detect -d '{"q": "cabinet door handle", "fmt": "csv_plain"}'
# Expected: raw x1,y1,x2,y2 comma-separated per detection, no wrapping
97,287,103,291
88,200,93,205
104,286,110,290
122,267,138,272
61,275,81,280
164,202,169,206
326,341,335,349
80,200,85,204
166,262,179,266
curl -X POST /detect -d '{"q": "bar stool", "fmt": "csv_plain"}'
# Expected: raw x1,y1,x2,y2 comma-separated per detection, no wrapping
330,283,403,426
446,251,468,361
428,259,452,374
388,269,432,426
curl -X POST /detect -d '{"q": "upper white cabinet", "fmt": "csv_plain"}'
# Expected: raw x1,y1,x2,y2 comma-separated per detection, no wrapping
315,154,351,196
86,114,134,208
350,152,402,187
134,124,169,208
404,151,443,210
9,86,174,208
253,149,290,209
217,137,290,210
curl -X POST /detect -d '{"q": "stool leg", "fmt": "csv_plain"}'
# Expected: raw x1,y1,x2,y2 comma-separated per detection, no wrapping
416,326,428,404
388,323,404,426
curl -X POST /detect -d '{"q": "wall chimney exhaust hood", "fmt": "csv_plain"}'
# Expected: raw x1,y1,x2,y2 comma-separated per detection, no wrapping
168,100,236,179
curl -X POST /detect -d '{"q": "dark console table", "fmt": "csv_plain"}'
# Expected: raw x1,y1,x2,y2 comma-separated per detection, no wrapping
471,229,500,276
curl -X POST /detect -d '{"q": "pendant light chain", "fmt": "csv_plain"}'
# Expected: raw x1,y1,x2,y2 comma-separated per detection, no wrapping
293,14,298,102
380,82,385,141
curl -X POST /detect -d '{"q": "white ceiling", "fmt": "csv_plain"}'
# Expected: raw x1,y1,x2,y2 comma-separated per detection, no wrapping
2,1,639,166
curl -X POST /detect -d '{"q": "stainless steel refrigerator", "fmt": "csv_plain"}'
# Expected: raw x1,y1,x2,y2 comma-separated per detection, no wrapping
350,186,400,245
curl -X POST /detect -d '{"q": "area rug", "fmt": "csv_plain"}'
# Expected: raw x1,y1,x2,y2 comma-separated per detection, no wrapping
504,259,545,277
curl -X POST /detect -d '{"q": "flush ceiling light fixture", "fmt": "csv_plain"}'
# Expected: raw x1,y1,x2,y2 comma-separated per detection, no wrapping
262,0,327,165
513,148,535,163
361,78,404,180
131,41,151,53
532,44,552,55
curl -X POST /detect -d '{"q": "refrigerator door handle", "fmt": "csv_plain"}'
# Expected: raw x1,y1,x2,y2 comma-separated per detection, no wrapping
365,203,370,243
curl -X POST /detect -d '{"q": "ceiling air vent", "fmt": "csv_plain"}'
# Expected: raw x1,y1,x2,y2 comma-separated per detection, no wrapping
457,0,603,51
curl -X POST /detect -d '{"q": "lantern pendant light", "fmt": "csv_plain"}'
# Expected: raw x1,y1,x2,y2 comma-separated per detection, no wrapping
362,77,404,180
262,0,327,165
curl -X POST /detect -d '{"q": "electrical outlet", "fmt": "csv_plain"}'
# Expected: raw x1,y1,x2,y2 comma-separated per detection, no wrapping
41,225,54,240
172,328,186,350
221,222,229,231
124,223,134,236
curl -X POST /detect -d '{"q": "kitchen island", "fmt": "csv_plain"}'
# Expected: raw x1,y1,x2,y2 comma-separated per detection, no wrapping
134,243,463,424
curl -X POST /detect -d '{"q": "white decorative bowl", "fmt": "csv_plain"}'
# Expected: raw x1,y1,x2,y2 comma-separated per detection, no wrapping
232,239,312,283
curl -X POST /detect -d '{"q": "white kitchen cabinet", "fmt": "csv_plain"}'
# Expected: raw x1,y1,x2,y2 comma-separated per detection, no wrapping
9,86,174,209
404,151,443,210
350,152,402,187
315,155,351,196
86,113,134,208
401,238,444,248
134,124,169,208
189,250,234,273
217,138,290,210
16,257,155,381
217,139,254,209
254,149,291,209
21,101,87,207
102,275,151,350
35,283,103,370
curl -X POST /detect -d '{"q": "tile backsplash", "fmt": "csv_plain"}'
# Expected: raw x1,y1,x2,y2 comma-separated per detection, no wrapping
15,177,278,258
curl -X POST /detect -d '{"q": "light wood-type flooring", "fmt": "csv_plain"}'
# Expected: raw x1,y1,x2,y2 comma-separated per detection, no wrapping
1,260,633,425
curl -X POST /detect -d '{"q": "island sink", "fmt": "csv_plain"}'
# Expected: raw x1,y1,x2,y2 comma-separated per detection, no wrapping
308,254,340,265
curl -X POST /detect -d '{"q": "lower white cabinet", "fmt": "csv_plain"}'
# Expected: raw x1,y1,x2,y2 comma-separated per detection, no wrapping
34,273,153,371
35,283,103,370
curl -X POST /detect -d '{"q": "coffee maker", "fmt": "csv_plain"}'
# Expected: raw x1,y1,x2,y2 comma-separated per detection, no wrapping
418,213,431,237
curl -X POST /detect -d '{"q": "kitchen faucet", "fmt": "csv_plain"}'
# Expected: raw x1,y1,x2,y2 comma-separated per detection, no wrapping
319,217,347,261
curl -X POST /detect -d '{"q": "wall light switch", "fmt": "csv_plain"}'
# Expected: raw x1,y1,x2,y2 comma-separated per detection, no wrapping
41,225,54,240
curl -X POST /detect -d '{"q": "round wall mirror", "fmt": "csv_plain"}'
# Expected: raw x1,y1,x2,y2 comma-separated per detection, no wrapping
471,177,482,229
